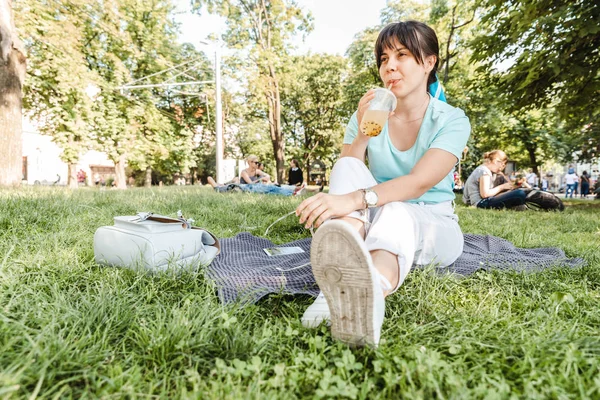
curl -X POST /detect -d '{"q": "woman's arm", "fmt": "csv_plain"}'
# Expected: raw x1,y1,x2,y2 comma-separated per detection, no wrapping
257,170,271,183
340,90,376,161
374,149,460,204
240,170,252,184
297,148,460,228
479,174,513,198
340,141,369,161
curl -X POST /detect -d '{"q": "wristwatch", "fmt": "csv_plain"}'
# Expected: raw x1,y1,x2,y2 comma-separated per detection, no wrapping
360,188,379,208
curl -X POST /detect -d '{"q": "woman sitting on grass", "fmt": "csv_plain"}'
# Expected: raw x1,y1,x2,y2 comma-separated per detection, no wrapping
207,155,305,196
462,150,527,209
295,20,470,347
207,155,270,189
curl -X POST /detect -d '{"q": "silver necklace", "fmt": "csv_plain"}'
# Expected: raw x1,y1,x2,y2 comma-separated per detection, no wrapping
392,114,424,123
392,96,429,123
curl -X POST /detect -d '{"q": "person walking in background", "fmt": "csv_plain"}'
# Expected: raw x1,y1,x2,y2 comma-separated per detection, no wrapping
296,20,470,347
287,159,304,186
541,176,549,191
564,167,578,198
463,150,527,209
526,169,537,189
580,171,590,198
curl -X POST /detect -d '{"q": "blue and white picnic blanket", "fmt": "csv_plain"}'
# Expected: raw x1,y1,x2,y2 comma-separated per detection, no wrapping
206,233,585,304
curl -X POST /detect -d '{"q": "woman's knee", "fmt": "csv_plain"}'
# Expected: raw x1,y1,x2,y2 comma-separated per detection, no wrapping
515,189,527,199
329,157,376,194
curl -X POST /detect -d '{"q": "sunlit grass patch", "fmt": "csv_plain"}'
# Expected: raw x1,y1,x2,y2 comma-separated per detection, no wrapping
1,187,599,398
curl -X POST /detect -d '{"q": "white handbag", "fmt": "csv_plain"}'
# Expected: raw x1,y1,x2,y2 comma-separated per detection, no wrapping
94,211,221,272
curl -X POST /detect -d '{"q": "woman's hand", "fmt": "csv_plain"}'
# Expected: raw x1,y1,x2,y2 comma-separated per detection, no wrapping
500,182,514,192
356,89,376,135
296,192,362,229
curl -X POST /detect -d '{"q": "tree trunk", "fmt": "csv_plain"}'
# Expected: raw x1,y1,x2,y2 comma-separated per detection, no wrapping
274,84,285,182
265,63,285,183
0,0,26,186
114,154,127,189
526,145,539,176
67,163,78,189
144,166,152,188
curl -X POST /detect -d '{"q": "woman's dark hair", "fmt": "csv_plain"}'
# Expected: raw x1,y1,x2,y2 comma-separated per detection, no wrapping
375,21,440,86
291,159,299,168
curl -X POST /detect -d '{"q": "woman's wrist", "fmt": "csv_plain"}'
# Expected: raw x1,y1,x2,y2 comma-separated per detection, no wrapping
352,190,365,210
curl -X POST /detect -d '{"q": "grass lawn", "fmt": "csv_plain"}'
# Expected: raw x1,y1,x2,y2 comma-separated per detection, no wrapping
1,186,599,399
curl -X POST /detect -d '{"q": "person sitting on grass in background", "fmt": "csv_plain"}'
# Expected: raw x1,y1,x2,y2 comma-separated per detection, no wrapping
463,150,527,209
255,162,272,184
240,155,270,184
580,170,590,198
287,159,304,186
295,20,470,347
207,154,270,189
207,155,306,196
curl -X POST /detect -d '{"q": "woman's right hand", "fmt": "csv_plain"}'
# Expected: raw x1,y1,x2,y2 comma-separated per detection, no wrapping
501,182,514,192
356,89,376,135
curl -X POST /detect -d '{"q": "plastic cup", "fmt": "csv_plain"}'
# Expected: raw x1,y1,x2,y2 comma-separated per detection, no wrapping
360,88,397,137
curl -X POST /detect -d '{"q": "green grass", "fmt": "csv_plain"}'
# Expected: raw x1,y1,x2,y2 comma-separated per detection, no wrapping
1,186,599,399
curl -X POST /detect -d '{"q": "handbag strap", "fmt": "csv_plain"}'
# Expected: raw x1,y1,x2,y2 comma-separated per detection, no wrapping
134,211,221,254
136,211,192,229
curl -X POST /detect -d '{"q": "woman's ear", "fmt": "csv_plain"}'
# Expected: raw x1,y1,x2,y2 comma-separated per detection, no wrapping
425,55,436,73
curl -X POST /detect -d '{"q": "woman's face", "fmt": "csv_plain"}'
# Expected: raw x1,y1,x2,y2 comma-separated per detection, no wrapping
488,158,506,173
379,39,434,99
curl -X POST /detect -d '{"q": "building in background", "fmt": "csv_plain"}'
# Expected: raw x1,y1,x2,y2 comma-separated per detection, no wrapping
21,119,114,186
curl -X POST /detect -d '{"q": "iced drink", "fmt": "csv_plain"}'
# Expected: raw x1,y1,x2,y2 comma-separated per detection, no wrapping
360,88,397,137
361,110,390,136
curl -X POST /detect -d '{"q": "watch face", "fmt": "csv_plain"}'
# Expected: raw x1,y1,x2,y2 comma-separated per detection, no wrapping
365,190,378,206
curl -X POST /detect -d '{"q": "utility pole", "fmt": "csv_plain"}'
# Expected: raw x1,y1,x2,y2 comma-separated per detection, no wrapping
214,45,223,183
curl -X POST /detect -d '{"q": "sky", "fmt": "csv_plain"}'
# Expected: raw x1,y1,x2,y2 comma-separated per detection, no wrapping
174,0,387,56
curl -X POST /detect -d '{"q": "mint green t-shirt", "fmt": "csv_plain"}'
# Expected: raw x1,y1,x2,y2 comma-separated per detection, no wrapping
343,95,471,204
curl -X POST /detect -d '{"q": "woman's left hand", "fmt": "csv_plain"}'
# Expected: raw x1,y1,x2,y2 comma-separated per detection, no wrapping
296,192,361,229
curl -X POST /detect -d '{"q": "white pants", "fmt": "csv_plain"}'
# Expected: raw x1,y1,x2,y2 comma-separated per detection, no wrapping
329,157,464,291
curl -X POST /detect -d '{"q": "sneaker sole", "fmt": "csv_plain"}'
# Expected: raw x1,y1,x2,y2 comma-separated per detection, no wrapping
310,220,377,346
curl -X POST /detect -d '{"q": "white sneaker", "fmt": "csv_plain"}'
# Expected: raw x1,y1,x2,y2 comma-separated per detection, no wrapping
293,183,307,196
310,220,385,347
301,292,331,328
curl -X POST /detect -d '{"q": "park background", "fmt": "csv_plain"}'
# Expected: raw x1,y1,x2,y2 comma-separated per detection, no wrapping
1,0,598,189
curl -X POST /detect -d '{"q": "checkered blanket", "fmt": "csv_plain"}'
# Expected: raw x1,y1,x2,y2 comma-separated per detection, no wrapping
206,233,585,304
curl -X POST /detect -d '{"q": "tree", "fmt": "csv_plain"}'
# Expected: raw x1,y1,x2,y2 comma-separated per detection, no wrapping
85,0,206,188
342,28,381,118
18,0,97,188
0,0,27,186
192,0,313,182
471,0,600,160
280,54,347,179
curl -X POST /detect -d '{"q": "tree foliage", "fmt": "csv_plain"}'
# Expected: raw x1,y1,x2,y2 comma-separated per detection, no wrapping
280,54,347,177
471,0,600,160
191,0,313,182
16,0,212,188
7,0,598,188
